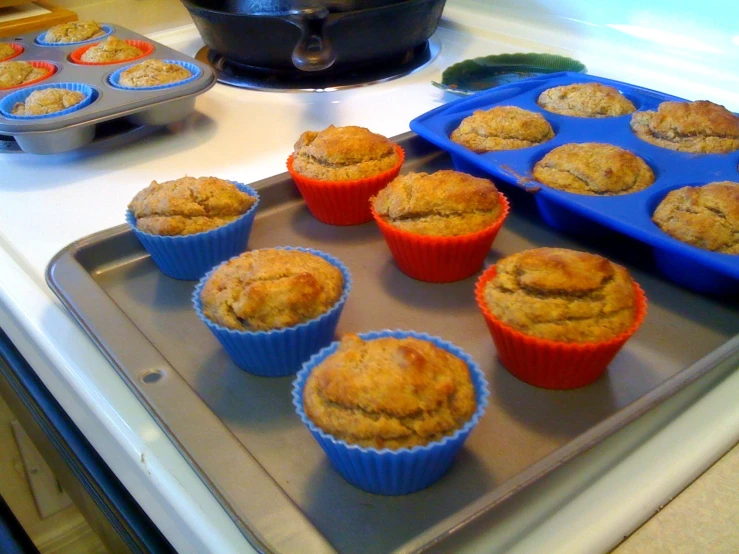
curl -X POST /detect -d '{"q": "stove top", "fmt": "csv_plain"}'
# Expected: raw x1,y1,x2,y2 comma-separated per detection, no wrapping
194,38,441,92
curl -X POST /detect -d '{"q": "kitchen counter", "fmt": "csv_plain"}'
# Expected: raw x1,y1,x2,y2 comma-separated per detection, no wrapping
1,4,738,553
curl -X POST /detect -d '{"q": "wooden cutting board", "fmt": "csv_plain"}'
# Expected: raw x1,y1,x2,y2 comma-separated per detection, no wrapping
0,1,77,39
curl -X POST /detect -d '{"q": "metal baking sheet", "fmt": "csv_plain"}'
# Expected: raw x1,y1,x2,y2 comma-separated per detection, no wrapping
0,24,215,153
46,133,739,554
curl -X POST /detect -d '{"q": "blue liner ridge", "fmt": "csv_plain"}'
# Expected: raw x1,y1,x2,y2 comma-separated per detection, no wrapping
108,60,202,91
0,82,97,120
36,25,114,47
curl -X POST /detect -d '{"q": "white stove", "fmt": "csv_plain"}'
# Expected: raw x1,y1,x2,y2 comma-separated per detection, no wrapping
1,2,738,553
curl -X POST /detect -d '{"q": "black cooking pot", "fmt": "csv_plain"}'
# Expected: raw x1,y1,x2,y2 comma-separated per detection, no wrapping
180,0,447,72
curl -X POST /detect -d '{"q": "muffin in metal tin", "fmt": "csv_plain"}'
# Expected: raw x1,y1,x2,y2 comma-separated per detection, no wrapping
0,61,50,89
80,36,143,63
118,59,192,88
43,21,106,44
11,87,85,116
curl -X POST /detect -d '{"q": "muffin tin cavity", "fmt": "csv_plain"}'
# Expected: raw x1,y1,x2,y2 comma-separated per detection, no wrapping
35,25,114,46
410,72,739,294
0,61,58,90
0,24,215,154
69,39,154,66
0,43,24,61
108,60,202,91
0,82,97,119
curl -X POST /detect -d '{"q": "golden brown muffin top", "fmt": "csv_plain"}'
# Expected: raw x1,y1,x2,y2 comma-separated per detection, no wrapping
630,100,739,153
652,181,739,254
118,59,192,88
292,125,400,181
128,176,256,236
80,36,142,63
199,249,344,331
532,143,655,195
44,21,106,43
372,169,502,236
484,248,638,343
0,43,16,62
11,88,85,116
303,333,477,449
450,105,554,152
0,61,50,89
537,82,636,117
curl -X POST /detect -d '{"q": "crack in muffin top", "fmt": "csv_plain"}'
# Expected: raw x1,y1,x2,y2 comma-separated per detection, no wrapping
532,142,655,195
652,181,739,254
292,125,400,181
630,100,739,153
450,105,555,152
484,247,638,343
128,176,256,236
199,249,344,331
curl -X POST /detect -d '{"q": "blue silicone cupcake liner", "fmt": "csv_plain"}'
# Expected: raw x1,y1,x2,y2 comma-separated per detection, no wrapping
193,247,352,377
0,83,97,120
35,25,114,46
292,329,490,495
107,60,202,91
410,71,739,295
125,182,260,280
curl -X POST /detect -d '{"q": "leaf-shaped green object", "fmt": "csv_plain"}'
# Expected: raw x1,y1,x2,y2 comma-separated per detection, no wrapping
432,53,587,96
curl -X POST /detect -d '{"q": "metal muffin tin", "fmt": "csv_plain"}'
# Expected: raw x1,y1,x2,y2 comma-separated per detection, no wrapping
0,24,215,154
410,72,739,295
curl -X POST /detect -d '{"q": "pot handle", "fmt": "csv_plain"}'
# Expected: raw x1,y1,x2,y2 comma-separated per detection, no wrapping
287,6,337,72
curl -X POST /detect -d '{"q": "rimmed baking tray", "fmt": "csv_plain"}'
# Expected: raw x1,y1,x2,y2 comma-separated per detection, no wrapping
46,133,739,554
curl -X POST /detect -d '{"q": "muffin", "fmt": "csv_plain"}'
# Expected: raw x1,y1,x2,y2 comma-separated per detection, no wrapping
80,36,143,63
450,106,554,152
293,329,488,494
537,82,636,117
198,248,345,332
287,125,404,225
630,100,739,153
43,21,107,43
0,43,19,62
128,176,257,236
652,181,739,254
194,247,351,376
532,143,655,195
373,170,502,236
11,88,86,116
0,61,51,89
475,247,647,389
118,59,192,88
125,177,260,280
371,169,509,282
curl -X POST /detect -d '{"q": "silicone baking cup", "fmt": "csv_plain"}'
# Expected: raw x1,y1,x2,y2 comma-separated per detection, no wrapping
193,247,352,377
287,144,405,225
0,61,57,90
69,39,154,65
371,191,510,283
474,265,648,389
108,60,202,91
292,329,489,495
125,182,260,280
0,43,24,61
0,82,97,119
36,25,114,46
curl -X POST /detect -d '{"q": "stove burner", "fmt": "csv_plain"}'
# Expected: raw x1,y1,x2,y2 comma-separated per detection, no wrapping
195,39,440,92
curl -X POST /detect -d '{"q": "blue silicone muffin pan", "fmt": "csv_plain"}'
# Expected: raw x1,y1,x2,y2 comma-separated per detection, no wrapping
0,24,215,154
410,72,739,295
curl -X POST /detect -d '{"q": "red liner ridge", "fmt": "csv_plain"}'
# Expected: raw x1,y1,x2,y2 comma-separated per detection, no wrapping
69,39,154,66
0,61,57,90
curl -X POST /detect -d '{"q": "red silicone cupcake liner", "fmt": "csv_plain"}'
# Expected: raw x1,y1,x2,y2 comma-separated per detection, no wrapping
0,61,57,90
69,40,154,65
0,43,24,62
287,143,405,226
371,192,510,283
474,265,648,389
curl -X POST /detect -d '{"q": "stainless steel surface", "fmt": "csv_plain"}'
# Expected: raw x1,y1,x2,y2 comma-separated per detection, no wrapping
46,133,739,554
0,25,215,154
